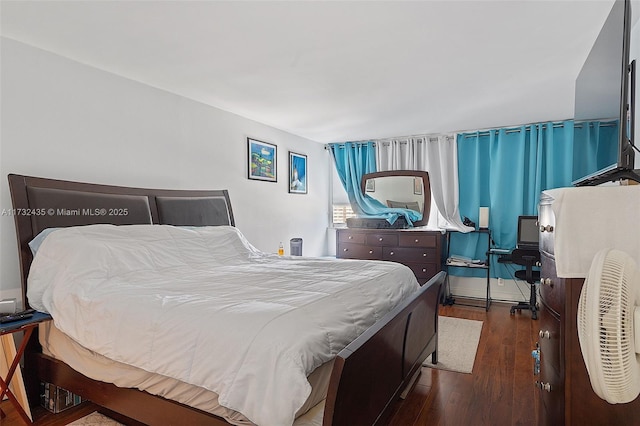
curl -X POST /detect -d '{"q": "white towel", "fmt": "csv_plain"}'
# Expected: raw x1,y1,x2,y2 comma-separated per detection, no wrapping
543,185,640,278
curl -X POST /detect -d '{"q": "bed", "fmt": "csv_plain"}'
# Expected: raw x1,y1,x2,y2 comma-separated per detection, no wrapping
8,173,442,426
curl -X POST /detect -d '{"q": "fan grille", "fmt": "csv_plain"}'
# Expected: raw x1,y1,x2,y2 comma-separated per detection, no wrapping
577,249,640,404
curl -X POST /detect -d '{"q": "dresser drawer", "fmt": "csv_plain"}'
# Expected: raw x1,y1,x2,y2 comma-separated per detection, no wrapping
337,243,382,260
337,230,366,244
383,247,437,262
538,303,562,379
335,229,443,285
398,233,437,248
540,252,563,316
538,363,564,426
538,195,556,257
366,233,398,246
537,303,564,424
403,262,439,280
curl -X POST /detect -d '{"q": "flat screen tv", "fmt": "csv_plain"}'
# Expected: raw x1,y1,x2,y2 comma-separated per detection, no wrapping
572,0,639,186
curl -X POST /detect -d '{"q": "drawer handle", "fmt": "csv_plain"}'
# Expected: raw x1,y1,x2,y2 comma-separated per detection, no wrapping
539,225,554,233
415,239,419,243
390,251,394,256
538,330,551,339
369,250,374,254
543,382,551,392
535,381,552,392
541,278,554,287
423,253,427,257
379,237,384,242
343,248,348,252
422,268,427,273
348,236,353,240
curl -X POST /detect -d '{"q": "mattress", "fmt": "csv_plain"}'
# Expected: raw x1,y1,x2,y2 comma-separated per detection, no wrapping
39,322,330,425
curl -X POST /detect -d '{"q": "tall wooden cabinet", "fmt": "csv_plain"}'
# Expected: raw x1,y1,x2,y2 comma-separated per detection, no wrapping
537,194,640,425
336,228,443,285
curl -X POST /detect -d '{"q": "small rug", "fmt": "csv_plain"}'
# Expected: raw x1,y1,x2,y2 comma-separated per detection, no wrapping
67,412,123,426
423,316,483,374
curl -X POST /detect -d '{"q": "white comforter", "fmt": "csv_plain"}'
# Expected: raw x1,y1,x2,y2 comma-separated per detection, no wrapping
27,225,419,426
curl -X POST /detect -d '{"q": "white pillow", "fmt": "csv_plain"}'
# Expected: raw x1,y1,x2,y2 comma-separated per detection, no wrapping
29,228,60,256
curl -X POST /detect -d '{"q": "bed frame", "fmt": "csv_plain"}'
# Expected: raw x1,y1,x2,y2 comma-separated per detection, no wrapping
8,173,442,426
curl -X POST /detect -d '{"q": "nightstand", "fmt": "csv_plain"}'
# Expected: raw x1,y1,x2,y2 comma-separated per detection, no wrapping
1,311,52,425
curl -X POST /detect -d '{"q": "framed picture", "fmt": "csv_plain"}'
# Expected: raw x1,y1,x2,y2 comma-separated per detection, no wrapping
248,138,277,182
413,177,422,195
365,179,375,192
289,151,307,194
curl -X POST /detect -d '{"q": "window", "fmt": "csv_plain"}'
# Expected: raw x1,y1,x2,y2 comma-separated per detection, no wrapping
332,204,356,225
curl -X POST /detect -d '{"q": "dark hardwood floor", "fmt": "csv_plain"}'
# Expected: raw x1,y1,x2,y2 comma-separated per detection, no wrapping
1,302,539,426
387,301,539,426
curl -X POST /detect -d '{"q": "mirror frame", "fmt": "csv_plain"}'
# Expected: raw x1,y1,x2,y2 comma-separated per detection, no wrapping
360,170,431,227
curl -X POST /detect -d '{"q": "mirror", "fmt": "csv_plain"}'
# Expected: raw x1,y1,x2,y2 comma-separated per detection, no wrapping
360,170,431,227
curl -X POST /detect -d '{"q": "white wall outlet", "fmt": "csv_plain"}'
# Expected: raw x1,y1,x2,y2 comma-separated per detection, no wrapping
497,278,504,287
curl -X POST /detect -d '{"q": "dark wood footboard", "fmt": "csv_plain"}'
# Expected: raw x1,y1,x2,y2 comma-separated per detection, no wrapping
323,271,443,426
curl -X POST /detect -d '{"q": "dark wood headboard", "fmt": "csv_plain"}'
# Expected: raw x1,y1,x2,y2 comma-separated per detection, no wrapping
8,173,234,308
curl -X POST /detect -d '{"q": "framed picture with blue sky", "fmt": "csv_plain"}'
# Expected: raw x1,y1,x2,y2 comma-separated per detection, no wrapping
288,151,307,194
248,138,277,182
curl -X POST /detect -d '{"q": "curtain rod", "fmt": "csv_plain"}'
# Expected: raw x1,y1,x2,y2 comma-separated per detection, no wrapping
455,118,572,137
376,135,454,143
326,118,617,147
462,120,617,138
327,117,583,147
463,122,567,138
326,134,453,149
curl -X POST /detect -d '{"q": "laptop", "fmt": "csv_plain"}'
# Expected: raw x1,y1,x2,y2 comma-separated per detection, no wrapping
517,216,539,250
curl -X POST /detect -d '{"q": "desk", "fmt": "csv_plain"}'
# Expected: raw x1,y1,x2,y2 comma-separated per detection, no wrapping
1,311,52,425
444,228,492,311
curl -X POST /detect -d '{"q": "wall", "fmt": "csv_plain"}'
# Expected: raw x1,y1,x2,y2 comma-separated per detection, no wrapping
0,38,330,304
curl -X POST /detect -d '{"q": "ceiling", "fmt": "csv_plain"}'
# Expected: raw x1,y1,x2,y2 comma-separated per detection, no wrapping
0,1,629,143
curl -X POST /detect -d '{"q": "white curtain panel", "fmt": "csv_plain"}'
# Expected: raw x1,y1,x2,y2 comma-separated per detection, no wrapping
375,135,472,232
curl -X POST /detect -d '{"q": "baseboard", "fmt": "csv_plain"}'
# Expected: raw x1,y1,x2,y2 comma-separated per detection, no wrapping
447,276,531,303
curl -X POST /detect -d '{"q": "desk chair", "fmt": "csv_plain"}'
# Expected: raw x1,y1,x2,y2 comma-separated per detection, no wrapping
509,248,541,320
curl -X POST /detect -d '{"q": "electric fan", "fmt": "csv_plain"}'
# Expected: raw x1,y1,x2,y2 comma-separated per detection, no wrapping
577,248,640,404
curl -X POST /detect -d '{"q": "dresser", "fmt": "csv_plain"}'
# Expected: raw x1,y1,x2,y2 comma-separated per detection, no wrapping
536,188,640,425
335,228,443,284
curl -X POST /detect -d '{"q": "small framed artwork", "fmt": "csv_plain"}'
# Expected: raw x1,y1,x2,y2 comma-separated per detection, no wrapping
365,179,375,192
248,138,277,182
413,177,422,195
289,151,307,194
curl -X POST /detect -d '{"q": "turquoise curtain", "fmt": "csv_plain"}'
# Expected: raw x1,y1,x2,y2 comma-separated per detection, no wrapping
572,120,619,181
329,142,422,225
450,120,574,278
